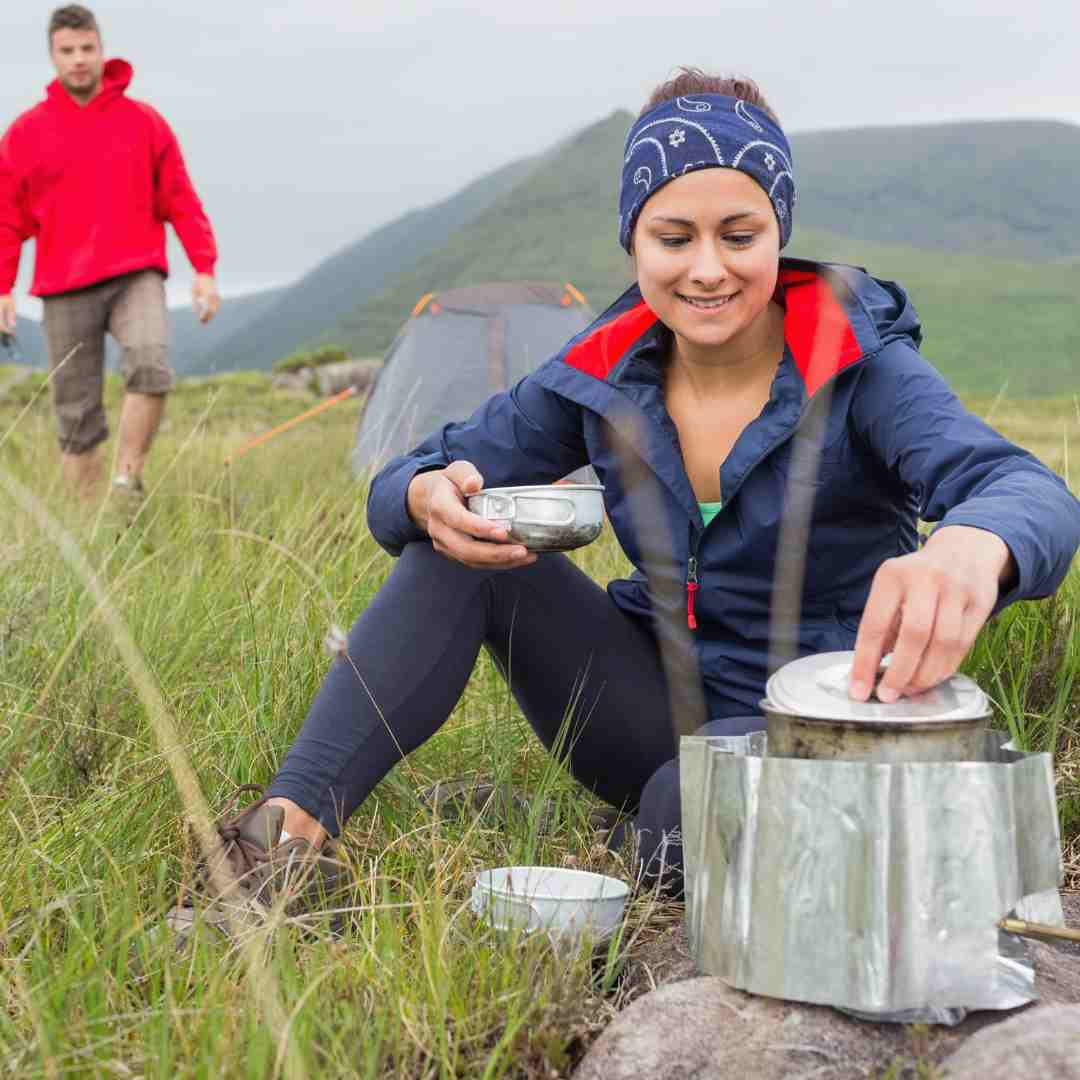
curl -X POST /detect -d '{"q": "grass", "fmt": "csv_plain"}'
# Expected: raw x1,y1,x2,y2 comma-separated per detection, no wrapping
0,370,1076,1077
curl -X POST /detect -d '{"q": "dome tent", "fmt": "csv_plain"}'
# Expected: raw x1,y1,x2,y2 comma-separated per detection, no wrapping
352,281,596,475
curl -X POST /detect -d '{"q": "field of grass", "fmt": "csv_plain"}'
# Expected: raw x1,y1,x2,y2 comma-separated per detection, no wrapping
0,370,1076,1077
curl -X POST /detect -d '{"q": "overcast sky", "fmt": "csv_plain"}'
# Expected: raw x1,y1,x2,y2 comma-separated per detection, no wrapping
3,0,1078,314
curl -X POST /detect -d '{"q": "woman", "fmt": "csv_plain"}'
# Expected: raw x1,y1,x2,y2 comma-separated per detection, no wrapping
169,71,1080,938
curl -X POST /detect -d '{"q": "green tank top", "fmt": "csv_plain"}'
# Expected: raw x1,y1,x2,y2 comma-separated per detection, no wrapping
699,501,723,528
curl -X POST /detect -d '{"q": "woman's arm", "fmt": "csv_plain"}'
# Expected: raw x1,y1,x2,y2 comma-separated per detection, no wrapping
846,341,1080,701
366,369,589,558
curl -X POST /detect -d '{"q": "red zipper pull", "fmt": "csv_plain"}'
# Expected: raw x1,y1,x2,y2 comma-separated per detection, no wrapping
686,556,699,630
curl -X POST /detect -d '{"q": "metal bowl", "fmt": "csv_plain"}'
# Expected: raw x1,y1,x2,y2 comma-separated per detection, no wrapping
471,866,629,941
467,483,604,552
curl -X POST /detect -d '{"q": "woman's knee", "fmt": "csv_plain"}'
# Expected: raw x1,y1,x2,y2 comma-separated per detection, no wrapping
695,715,765,738
629,717,763,897
396,540,489,579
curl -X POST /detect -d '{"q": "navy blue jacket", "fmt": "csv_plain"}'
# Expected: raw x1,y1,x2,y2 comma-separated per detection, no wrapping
368,259,1080,720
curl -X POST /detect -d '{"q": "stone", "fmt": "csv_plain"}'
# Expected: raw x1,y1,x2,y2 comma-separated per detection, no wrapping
270,369,314,394
313,358,380,397
939,1005,1080,1079
575,976,952,1080
576,892,1080,1079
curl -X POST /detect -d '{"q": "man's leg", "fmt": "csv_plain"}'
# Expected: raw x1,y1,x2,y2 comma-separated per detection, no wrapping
266,542,684,842
115,392,166,482
108,271,173,486
42,286,110,499
60,444,105,499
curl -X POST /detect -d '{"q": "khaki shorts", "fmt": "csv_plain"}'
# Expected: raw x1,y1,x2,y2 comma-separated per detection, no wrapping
42,269,173,454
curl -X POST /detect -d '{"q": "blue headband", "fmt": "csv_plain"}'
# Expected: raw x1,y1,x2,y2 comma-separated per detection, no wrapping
619,95,796,252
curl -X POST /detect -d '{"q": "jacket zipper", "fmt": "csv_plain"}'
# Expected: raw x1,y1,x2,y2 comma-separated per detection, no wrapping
686,554,699,630
686,516,705,631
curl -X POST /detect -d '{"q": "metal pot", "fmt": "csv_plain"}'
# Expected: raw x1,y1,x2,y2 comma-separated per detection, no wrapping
467,483,604,552
763,651,991,763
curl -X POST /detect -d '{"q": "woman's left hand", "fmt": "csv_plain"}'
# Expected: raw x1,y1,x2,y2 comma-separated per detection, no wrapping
848,525,1015,703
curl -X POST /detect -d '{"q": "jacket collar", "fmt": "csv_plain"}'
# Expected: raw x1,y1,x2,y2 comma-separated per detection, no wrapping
544,258,889,527
569,258,879,401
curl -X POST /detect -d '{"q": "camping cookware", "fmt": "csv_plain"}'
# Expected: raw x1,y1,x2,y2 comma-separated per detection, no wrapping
762,650,991,763
471,865,629,941
680,728,1064,1020
468,483,604,552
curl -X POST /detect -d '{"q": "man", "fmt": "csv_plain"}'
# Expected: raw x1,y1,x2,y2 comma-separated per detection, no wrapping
0,5,220,499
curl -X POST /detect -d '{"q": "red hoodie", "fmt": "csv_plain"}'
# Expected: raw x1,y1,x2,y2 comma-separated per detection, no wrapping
0,59,217,297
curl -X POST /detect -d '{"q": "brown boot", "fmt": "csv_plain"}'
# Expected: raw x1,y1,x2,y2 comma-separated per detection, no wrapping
163,787,347,948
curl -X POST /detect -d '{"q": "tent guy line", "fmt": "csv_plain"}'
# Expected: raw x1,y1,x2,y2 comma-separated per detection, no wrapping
224,385,358,465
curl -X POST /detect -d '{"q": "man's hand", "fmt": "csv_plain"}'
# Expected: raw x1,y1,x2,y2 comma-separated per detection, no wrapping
0,295,16,335
407,460,537,570
848,525,1014,703
192,274,221,323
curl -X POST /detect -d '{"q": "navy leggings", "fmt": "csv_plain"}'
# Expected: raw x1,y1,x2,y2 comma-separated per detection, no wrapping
268,541,762,890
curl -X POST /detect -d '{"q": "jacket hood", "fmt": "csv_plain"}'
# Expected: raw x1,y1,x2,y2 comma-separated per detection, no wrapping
46,58,133,109
773,259,923,397
818,260,923,354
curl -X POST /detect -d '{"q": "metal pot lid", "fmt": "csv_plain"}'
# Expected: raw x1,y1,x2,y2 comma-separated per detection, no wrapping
765,651,990,724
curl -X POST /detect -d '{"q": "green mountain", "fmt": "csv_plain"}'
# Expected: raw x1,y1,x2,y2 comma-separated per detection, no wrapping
198,154,541,374
792,120,1080,262
160,111,1080,397
327,112,1078,397
334,112,635,353
170,287,288,375
787,227,1078,398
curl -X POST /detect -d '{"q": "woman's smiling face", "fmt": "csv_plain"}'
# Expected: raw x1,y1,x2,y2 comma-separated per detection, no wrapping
632,168,781,356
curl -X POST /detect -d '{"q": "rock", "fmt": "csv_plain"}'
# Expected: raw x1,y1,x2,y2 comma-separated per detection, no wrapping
313,358,380,397
270,369,314,394
575,976,951,1080
578,893,1080,1079
1030,938,1080,1006
940,1005,1080,1078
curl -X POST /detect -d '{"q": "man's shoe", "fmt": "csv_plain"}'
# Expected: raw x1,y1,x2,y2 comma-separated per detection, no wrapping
111,473,145,503
163,789,346,949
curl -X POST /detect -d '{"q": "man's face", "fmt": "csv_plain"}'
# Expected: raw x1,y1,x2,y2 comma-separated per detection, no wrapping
50,28,104,103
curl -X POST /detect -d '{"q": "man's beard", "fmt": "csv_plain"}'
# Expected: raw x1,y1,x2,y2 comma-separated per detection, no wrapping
61,72,101,103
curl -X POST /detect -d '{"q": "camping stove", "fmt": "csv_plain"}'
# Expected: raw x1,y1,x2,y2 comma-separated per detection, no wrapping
680,652,1064,1022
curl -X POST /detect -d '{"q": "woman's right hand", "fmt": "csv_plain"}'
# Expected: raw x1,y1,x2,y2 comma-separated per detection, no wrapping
406,461,538,570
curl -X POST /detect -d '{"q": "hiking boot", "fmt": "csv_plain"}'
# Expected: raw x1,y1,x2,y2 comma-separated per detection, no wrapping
162,788,347,949
111,473,145,503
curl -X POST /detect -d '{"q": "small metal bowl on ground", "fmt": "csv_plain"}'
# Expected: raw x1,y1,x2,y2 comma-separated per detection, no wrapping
467,483,604,552
762,651,992,763
471,866,629,941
